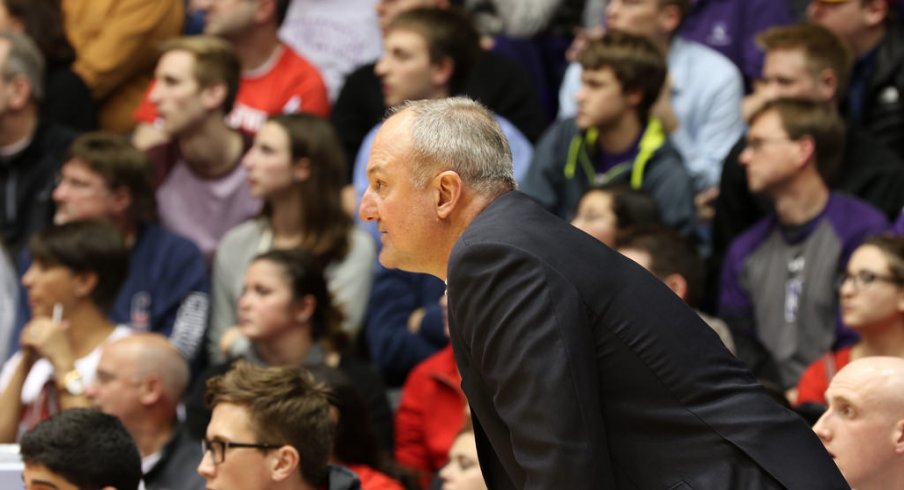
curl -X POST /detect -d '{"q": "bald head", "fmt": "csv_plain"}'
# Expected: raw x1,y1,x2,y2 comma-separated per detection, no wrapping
89,333,190,424
113,334,190,401
814,356,904,490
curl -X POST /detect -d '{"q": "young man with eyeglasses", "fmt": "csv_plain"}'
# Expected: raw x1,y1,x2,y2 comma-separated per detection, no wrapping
719,97,888,399
198,361,360,490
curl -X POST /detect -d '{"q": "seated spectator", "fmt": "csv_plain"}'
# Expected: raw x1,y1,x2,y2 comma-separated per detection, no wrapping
522,31,697,236
720,98,887,391
796,235,904,407
0,0,96,131
133,0,330,149
571,184,661,247
145,36,261,261
616,225,735,353
714,23,904,280
0,220,132,442
13,132,208,365
312,366,410,490
199,361,360,489
808,0,904,160
679,0,794,88
437,420,487,490
191,249,390,452
210,113,375,358
20,408,142,490
333,0,547,172
0,32,78,255
559,0,746,195
352,7,533,246
63,0,183,134
87,333,205,490
813,356,904,490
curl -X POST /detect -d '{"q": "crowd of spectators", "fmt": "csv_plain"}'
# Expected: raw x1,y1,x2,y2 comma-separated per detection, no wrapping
1,0,904,488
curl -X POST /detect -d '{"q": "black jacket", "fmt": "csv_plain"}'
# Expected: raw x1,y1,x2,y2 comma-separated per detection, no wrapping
447,191,848,489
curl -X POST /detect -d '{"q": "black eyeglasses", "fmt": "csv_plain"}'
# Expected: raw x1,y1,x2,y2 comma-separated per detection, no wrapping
836,270,904,291
201,438,280,464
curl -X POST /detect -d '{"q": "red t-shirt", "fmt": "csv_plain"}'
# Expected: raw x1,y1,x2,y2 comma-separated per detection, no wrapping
133,43,329,133
795,347,853,406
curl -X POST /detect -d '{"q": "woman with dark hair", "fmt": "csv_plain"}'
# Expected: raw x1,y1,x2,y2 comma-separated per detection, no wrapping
570,183,661,247
0,220,131,441
796,234,904,407
187,249,393,450
209,113,375,362
0,0,96,130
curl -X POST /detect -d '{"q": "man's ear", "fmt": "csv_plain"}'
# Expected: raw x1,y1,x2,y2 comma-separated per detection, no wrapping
201,83,229,111
894,418,904,454
658,4,682,35
255,0,278,24
662,273,688,302
434,170,463,219
269,445,300,481
110,186,133,218
73,270,99,301
7,75,31,110
431,57,455,91
864,0,890,28
795,135,816,169
625,87,644,111
816,68,839,101
138,374,164,406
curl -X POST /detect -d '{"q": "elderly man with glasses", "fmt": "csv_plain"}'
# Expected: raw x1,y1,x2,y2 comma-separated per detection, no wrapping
198,361,360,490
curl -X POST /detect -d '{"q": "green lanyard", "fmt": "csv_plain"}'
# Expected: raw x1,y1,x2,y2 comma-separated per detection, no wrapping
564,117,666,190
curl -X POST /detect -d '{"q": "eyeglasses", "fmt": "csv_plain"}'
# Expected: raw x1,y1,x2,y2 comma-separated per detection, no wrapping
836,270,904,291
201,438,280,464
744,136,795,153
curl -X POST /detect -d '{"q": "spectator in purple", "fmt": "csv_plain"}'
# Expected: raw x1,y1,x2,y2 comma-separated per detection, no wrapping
720,98,888,393
680,0,795,90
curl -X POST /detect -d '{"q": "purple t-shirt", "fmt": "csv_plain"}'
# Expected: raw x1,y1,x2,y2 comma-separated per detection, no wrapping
679,0,794,84
156,160,262,261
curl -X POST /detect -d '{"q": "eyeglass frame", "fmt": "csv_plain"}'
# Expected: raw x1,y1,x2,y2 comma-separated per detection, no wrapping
836,270,904,291
201,437,281,465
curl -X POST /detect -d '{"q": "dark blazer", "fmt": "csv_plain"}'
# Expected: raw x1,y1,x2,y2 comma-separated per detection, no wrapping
446,191,848,489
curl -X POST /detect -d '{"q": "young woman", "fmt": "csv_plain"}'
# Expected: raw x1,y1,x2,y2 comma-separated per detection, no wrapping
210,113,375,362
570,184,661,247
438,421,487,490
796,235,904,406
0,220,131,441
188,249,392,450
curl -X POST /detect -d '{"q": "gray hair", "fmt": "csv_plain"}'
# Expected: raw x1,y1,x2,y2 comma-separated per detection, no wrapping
0,31,45,102
391,97,516,197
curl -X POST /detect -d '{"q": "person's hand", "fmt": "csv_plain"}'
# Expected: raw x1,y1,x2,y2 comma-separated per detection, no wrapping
219,326,243,356
742,80,769,123
694,187,720,223
565,26,605,62
21,317,74,372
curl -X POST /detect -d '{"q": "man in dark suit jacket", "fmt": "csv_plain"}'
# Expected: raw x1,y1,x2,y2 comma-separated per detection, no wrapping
358,97,848,489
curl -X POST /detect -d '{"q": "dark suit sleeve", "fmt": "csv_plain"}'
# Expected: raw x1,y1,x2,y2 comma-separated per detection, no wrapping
448,241,613,489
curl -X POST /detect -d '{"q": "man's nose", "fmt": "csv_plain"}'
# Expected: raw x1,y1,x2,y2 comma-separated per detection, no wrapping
359,187,377,223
